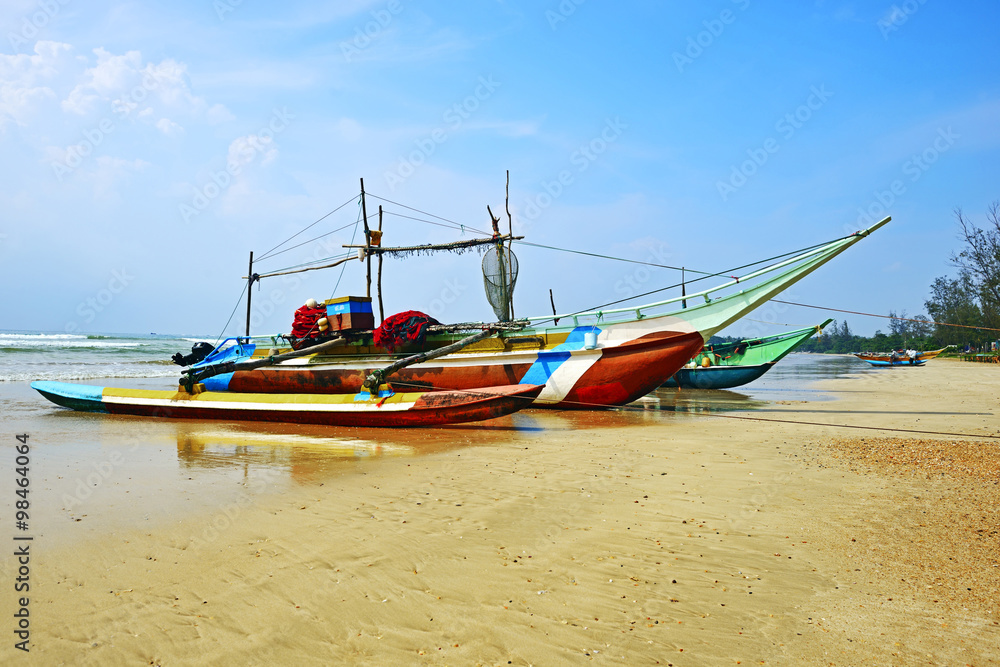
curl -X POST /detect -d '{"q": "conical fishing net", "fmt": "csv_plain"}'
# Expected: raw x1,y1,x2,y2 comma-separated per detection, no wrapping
482,245,518,322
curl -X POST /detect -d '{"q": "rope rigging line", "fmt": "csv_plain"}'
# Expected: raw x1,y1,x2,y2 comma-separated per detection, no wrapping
513,237,841,278
329,205,363,300
213,280,250,346
252,251,358,278
366,192,495,237
385,380,1000,440
380,210,488,233
526,236,863,328
772,300,1000,333
254,222,359,264
255,193,360,262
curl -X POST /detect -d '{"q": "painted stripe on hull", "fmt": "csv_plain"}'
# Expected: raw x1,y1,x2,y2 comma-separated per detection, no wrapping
557,331,704,407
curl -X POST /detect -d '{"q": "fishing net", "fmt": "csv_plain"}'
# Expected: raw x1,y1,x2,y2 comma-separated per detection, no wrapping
482,245,518,322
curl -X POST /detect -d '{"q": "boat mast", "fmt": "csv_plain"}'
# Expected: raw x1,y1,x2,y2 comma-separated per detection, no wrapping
360,177,372,299
505,170,514,321
244,251,255,338
681,267,687,309
377,204,385,324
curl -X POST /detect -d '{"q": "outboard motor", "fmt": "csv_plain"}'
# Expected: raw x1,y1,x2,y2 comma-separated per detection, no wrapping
171,342,215,367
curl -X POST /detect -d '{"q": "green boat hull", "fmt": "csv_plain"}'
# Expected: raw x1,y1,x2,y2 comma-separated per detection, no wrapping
662,319,832,389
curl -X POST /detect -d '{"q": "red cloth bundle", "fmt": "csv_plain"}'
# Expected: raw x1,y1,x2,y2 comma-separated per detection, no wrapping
290,305,327,338
374,310,440,352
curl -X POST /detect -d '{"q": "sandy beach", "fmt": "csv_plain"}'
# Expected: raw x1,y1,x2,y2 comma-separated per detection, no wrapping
2,357,998,665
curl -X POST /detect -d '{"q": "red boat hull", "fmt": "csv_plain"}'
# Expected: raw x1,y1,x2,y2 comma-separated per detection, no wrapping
226,330,705,408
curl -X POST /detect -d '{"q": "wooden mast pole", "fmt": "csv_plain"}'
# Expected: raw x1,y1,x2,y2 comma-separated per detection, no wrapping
244,251,254,339
360,178,371,299
681,267,687,309
377,205,385,324
505,170,514,321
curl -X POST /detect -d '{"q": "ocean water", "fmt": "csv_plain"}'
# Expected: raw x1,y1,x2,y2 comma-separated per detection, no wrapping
0,330,214,383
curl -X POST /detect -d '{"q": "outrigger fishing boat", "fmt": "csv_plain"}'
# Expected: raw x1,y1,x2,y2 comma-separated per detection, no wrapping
853,347,948,367
663,319,832,390
30,380,543,427
34,178,891,418
168,179,890,409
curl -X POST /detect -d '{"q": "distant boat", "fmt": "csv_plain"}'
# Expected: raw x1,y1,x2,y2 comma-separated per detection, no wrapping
853,347,948,367
30,380,543,428
662,319,832,389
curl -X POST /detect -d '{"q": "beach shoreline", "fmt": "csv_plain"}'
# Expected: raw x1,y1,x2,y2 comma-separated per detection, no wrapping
1,358,998,664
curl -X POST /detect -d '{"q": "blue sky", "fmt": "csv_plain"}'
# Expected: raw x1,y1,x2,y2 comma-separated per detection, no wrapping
2,0,998,338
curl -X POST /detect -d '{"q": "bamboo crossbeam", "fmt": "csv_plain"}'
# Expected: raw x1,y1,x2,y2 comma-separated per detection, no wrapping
345,235,523,255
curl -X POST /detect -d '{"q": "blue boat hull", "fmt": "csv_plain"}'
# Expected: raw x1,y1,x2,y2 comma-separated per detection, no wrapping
662,362,774,389
858,359,926,367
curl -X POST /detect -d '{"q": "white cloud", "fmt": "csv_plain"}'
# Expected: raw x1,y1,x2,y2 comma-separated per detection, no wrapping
228,134,278,168
0,41,71,129
61,47,204,119
206,103,235,124
155,117,183,136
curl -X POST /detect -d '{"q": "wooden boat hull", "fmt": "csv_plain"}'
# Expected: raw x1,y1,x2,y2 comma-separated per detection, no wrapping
664,362,773,389
30,381,543,427
224,330,705,409
662,321,830,389
187,218,889,408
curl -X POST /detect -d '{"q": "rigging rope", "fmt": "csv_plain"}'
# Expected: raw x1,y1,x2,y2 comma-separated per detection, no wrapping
772,300,1000,332
366,192,494,237
328,202,363,299
213,280,249,346
256,194,360,262
386,379,1000,439
512,238,835,277
526,236,860,328
254,222,358,264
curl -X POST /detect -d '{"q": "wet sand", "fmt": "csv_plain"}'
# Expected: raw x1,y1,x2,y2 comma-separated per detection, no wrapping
1,358,998,665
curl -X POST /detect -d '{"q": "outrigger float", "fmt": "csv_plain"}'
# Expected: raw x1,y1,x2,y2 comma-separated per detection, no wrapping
30,381,543,427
